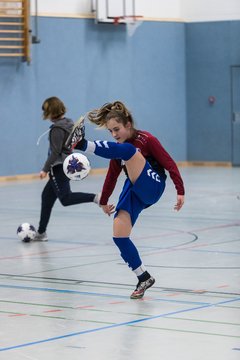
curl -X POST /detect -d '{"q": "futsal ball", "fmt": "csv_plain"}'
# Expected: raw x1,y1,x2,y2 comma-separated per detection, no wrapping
17,223,36,242
63,153,91,180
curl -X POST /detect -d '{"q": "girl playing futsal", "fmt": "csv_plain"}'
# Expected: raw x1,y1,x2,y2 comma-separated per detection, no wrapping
66,101,185,298
35,97,99,241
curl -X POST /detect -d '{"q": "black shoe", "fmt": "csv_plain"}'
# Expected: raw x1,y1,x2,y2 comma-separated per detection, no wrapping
65,116,85,149
130,276,155,299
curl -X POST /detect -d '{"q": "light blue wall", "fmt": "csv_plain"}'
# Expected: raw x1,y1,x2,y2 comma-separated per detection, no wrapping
0,17,187,176
186,21,240,162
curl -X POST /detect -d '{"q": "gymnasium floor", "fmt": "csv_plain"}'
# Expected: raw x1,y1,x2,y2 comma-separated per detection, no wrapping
0,166,239,360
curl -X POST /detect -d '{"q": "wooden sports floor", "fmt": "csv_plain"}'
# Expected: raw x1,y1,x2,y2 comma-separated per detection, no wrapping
0,166,239,360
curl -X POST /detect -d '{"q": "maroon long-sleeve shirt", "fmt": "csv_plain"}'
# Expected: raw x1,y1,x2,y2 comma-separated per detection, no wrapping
100,130,185,205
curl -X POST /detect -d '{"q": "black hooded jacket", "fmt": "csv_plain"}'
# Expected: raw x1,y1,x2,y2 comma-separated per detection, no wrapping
42,117,74,173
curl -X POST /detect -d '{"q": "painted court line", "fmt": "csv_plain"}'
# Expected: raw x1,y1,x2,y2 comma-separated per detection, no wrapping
0,295,239,352
0,283,211,305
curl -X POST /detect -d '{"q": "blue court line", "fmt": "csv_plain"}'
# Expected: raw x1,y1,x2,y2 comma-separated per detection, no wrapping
0,283,128,298
0,283,210,306
0,293,239,351
0,309,205,352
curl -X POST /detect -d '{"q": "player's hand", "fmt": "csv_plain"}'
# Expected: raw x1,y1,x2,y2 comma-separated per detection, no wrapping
101,204,115,216
174,195,184,211
39,171,47,179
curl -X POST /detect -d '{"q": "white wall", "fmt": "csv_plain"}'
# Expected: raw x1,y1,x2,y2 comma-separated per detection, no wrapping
31,0,240,22
181,0,240,22
135,0,181,19
31,0,182,19
31,0,91,16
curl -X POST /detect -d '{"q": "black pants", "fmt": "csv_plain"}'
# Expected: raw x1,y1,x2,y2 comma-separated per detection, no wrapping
38,164,95,233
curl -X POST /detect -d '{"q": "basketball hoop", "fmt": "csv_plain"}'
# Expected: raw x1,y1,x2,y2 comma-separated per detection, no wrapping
113,17,120,25
109,15,143,35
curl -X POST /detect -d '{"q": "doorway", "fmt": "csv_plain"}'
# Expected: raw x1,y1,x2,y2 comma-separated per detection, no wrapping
231,66,240,166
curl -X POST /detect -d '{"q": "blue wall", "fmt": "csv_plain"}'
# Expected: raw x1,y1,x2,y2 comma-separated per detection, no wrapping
186,21,240,162
0,17,186,176
1,17,240,176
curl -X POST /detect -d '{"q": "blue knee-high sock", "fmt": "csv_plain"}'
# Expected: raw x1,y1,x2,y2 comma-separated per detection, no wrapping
79,139,136,161
113,237,142,271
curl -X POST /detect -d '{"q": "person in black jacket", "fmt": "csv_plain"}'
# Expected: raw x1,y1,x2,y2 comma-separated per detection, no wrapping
35,97,99,241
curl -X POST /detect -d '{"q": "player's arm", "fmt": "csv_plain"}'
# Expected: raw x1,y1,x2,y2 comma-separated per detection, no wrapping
101,204,115,216
100,159,122,215
174,194,184,211
148,136,185,210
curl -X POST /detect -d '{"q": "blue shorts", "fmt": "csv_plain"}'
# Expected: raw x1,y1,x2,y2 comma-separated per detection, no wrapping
115,161,166,226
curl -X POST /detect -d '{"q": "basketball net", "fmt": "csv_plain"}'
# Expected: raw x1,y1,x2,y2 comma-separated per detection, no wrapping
125,16,143,37
113,16,143,37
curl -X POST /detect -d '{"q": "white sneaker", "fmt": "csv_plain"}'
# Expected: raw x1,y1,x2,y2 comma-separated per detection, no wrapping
65,116,85,149
93,193,101,206
34,232,48,242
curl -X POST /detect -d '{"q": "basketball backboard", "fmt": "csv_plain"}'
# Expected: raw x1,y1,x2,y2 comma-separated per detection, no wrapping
91,0,137,24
